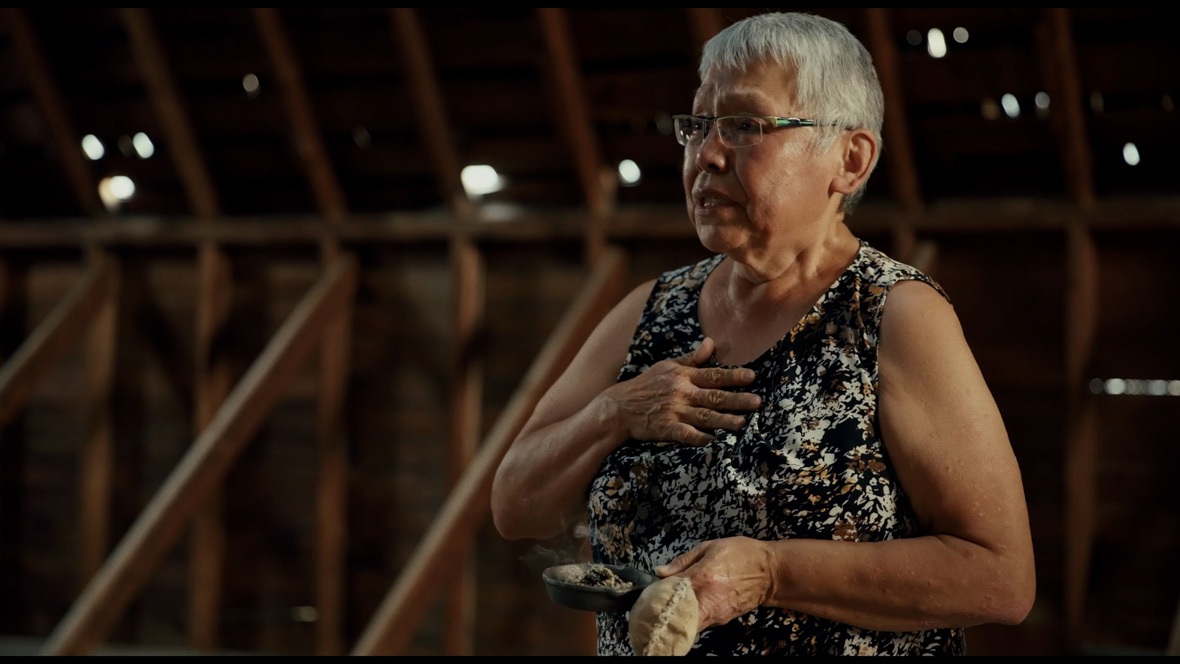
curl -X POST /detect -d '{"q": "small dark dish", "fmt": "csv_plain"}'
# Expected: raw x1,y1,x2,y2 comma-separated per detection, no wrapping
542,563,660,612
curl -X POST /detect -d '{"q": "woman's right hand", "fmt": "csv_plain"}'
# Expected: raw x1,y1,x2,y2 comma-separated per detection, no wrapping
600,336,762,447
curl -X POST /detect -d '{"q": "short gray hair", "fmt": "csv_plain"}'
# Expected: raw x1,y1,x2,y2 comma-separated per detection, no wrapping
699,12,884,214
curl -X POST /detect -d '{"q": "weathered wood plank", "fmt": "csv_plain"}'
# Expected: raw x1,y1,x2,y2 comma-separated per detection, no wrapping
0,259,115,429
78,249,119,587
536,8,612,266
255,8,349,223
1063,221,1098,653
39,256,358,656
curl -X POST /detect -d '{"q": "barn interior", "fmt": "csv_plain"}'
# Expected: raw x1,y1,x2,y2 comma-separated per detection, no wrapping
0,7,1177,656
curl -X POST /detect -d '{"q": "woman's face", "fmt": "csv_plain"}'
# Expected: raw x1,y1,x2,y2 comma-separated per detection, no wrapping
683,59,842,266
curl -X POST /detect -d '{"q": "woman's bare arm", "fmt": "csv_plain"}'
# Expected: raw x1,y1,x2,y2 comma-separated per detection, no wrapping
660,280,1036,632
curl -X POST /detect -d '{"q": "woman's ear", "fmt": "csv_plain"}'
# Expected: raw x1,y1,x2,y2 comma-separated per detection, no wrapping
832,128,878,196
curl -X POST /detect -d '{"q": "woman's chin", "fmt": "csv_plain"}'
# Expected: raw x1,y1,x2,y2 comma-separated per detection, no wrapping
694,226,744,255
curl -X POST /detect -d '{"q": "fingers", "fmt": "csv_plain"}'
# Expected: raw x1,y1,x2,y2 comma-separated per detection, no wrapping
674,336,715,367
656,546,702,577
692,387,761,413
687,406,747,432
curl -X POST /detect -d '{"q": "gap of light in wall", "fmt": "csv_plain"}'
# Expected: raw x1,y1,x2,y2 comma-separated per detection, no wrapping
1001,93,1021,118
926,28,947,58
81,134,104,160
97,175,135,212
132,132,154,158
906,30,922,46
1123,143,1141,166
243,72,261,98
1035,92,1051,119
290,606,318,623
461,164,504,197
618,159,641,186
1090,378,1180,396
952,27,969,43
353,125,371,148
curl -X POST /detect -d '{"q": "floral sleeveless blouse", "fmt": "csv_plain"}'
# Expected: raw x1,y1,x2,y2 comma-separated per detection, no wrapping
587,239,966,656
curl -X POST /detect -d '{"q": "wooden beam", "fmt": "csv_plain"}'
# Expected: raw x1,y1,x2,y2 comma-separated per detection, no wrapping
350,247,627,656
254,8,349,223
535,8,613,264
863,9,923,262
313,297,352,657
0,258,116,429
1063,220,1098,653
188,243,233,653
252,11,356,653
863,8,923,212
2,197,1180,249
1037,9,1094,209
2,8,105,217
39,255,358,656
78,249,119,589
389,8,473,221
119,8,221,219
443,236,485,655
388,10,487,652
120,9,235,650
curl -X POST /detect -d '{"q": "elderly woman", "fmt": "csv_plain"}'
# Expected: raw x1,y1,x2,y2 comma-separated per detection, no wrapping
491,11,1035,656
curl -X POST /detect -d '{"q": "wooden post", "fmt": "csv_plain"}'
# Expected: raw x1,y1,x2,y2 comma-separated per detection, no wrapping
351,248,626,656
119,8,234,651
863,8,923,262
254,8,355,654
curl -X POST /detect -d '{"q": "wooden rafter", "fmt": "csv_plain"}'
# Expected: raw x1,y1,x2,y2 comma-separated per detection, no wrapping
351,247,627,656
119,8,221,219
389,8,472,221
536,8,612,265
254,8,349,223
8,195,1180,248
1037,8,1095,209
40,255,358,656
2,8,104,217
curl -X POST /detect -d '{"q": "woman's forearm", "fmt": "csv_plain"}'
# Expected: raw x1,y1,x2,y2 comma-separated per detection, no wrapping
761,535,1035,632
491,395,624,540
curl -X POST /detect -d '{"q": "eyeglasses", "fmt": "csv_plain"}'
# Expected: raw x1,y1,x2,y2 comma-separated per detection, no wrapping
672,114,837,148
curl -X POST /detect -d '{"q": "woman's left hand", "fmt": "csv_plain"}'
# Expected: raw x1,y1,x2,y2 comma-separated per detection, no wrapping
655,536,774,631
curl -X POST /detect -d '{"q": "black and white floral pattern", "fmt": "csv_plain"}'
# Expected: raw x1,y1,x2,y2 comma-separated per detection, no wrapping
588,239,965,655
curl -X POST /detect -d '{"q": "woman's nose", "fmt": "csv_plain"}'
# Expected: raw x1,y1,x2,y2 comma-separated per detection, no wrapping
693,127,728,172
